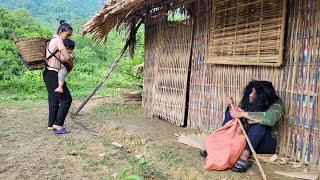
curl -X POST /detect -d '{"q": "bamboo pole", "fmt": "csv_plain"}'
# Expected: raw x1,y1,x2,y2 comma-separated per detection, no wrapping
73,20,143,116
230,103,267,180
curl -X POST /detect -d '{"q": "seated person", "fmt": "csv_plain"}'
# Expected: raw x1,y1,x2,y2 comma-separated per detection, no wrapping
201,80,284,173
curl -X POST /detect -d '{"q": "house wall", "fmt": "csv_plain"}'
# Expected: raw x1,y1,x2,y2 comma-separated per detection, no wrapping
142,0,320,168
188,0,320,169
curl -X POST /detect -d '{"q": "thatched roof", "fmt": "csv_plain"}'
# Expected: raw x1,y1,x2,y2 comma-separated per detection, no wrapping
80,0,195,42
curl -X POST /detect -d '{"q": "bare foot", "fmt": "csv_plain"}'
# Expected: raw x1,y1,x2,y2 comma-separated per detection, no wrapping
52,125,63,130
54,87,63,93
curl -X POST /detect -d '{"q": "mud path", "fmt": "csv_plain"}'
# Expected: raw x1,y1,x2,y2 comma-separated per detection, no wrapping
0,98,299,179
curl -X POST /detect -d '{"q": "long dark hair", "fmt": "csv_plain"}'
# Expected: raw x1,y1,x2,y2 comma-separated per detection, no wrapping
239,80,279,112
57,20,73,33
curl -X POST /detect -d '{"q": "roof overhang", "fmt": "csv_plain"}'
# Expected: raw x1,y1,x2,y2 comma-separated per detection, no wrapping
80,0,196,42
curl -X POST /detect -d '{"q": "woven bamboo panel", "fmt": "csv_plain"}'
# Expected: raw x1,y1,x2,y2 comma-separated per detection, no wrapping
142,16,164,113
187,0,213,130
278,0,320,169
207,0,286,66
151,20,193,126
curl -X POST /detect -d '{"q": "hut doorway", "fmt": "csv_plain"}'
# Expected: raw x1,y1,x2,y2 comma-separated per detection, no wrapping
143,17,193,126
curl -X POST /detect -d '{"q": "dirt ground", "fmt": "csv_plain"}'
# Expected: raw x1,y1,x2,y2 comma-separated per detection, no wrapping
0,97,308,179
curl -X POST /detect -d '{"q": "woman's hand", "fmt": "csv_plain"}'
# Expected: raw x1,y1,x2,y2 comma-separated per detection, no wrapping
230,107,246,118
226,96,234,106
68,59,74,69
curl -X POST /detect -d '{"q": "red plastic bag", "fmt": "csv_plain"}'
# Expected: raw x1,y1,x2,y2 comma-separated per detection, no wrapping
204,119,246,170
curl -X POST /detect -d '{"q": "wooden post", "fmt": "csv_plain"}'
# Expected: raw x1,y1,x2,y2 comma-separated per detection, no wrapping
73,20,142,116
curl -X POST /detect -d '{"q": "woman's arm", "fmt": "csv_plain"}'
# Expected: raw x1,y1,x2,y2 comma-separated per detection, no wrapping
54,37,73,67
60,49,73,68
231,111,262,123
230,100,284,126
60,49,73,61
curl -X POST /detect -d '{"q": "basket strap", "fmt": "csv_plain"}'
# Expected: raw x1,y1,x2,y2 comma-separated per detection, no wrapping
48,52,71,72
46,38,64,70
46,49,59,61
44,49,60,70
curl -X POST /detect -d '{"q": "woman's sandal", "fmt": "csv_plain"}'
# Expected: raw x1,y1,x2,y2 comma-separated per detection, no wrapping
231,159,252,173
54,128,70,134
199,150,207,158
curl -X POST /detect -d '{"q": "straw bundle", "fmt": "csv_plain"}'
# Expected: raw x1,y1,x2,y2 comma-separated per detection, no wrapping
177,134,206,150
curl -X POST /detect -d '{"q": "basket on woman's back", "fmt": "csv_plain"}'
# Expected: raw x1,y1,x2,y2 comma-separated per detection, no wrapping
14,36,48,70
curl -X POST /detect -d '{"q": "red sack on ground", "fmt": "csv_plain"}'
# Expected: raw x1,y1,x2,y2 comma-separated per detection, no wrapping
204,119,246,170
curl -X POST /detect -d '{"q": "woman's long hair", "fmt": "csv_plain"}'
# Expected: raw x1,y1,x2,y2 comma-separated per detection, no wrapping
239,80,279,112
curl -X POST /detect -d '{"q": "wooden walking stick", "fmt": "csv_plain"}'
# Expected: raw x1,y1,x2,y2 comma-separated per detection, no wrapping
73,20,142,116
230,102,267,180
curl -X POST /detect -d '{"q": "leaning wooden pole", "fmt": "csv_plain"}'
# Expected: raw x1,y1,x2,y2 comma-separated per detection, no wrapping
73,20,142,116
230,103,267,180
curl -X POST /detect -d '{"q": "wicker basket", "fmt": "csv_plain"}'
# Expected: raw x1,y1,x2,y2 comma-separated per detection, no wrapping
14,37,48,70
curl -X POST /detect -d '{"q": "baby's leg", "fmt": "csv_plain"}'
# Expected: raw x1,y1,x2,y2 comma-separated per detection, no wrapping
55,66,68,93
55,80,64,93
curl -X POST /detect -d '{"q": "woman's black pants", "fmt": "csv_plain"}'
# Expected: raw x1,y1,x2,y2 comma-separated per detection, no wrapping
43,69,72,127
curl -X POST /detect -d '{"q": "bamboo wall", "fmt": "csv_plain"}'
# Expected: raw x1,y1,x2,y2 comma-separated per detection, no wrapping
143,14,193,126
187,0,320,169
142,15,163,113
188,0,284,132
277,0,320,168
142,0,320,169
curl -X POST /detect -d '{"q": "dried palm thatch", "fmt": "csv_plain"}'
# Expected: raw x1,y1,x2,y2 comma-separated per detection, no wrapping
80,0,196,42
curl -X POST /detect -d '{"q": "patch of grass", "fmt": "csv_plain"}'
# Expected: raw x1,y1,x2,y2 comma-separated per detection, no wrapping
156,148,173,160
127,155,163,178
99,156,109,165
64,136,76,146
156,148,183,168
118,167,142,180
168,156,183,168
57,163,66,173
86,159,101,171
94,104,141,113
83,155,111,172
101,138,111,147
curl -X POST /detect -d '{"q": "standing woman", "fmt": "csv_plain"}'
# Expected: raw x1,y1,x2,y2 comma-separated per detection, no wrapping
43,20,74,134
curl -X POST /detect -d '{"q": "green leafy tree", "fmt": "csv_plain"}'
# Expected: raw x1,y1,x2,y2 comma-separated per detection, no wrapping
0,3,145,102
0,7,50,80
